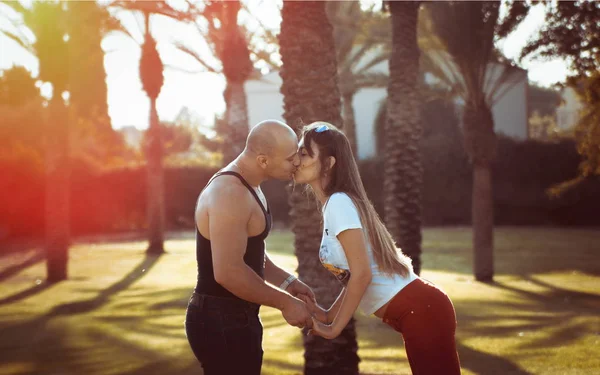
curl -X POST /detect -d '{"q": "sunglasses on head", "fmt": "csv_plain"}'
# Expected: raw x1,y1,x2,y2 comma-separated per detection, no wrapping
315,124,328,133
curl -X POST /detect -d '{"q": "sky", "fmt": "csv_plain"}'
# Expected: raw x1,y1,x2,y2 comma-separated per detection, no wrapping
0,1,572,131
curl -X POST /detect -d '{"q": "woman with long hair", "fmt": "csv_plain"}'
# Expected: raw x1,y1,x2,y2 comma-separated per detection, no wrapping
294,122,461,374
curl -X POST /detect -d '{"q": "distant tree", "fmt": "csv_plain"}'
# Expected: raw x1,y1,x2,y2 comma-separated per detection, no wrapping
175,1,253,165
0,66,44,159
528,84,561,117
2,0,72,281
279,2,359,373
420,0,528,281
2,1,127,161
0,66,40,106
521,1,600,187
382,1,424,275
0,67,44,241
110,0,190,254
327,2,390,155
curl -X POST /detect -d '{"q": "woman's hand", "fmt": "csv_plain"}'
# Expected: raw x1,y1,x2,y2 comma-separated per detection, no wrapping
299,294,330,324
307,317,341,339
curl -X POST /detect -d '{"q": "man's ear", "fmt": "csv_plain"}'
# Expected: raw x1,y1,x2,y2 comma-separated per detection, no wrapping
257,154,268,169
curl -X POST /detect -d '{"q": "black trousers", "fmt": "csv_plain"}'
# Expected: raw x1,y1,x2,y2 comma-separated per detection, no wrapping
185,293,263,375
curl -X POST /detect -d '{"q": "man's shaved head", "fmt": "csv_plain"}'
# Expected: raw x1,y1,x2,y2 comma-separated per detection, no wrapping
246,120,297,156
235,120,300,181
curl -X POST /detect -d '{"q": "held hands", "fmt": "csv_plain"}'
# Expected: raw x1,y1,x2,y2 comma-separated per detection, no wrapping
281,295,313,330
299,294,329,324
281,278,341,338
299,295,342,339
285,278,316,304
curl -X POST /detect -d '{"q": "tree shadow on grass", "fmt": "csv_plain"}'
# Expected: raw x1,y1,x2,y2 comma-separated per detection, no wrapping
0,253,202,375
0,281,54,306
420,227,600,277
47,253,161,316
0,316,200,375
0,250,44,282
457,341,532,375
354,272,600,375
356,317,531,375
481,276,600,350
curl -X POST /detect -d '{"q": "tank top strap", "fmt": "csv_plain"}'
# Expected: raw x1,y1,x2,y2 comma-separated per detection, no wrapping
205,171,269,215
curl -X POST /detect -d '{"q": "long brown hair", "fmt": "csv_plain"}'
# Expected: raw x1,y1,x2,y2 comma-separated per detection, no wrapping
301,122,413,277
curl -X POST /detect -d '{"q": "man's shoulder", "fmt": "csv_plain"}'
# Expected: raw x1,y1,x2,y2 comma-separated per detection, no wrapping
204,176,252,208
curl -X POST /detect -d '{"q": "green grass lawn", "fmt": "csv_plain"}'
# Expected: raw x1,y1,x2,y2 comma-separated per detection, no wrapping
0,227,599,375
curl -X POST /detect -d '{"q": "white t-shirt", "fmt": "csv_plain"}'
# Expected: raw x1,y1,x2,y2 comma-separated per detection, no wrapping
319,192,417,315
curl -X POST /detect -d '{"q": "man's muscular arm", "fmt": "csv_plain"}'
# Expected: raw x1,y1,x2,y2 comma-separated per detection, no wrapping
199,181,310,327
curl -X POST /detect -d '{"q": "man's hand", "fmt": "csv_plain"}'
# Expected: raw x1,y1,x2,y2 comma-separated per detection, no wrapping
281,296,313,329
286,279,316,303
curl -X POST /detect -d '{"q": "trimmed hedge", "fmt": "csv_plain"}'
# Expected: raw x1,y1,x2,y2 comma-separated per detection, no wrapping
2,98,599,241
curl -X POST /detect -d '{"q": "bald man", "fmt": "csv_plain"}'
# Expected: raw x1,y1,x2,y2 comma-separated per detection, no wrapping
185,120,315,375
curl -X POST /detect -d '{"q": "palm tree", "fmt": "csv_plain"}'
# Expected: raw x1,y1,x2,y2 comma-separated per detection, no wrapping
279,2,359,374
174,0,253,165
326,2,390,156
110,1,189,254
1,1,71,281
383,1,424,275
421,1,526,281
140,11,166,254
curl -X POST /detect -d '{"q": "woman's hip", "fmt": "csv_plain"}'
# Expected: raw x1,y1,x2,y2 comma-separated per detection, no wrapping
382,278,456,333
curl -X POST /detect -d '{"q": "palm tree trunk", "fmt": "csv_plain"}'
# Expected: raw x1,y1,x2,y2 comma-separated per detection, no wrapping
463,101,496,282
472,163,494,281
384,1,423,275
280,2,359,374
223,81,249,164
342,92,358,157
219,0,252,165
146,97,165,254
45,97,70,282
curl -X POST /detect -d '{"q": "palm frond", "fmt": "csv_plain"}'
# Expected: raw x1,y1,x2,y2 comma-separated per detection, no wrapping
421,49,468,100
250,48,280,70
424,1,502,104
173,40,220,73
354,48,390,75
0,0,28,17
343,39,384,76
354,72,388,90
485,62,524,104
163,63,205,75
327,2,361,71
0,1,34,53
105,13,142,45
109,0,192,22
496,0,530,40
1,29,33,54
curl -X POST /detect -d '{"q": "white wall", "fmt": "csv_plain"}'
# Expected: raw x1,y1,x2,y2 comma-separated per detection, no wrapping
448,63,529,140
351,88,387,159
556,87,582,130
244,59,529,161
245,73,286,129
487,65,529,139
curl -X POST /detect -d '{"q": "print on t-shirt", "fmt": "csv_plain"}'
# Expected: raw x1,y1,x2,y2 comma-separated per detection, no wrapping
320,232,351,286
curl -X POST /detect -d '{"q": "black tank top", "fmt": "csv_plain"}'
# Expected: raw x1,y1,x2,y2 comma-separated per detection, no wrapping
194,171,272,298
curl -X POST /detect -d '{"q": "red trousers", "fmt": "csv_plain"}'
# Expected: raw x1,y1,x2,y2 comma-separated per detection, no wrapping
383,278,461,375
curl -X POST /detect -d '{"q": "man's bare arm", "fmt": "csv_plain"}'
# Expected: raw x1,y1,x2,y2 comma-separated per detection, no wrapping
264,252,292,287
202,183,312,328
265,252,316,302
